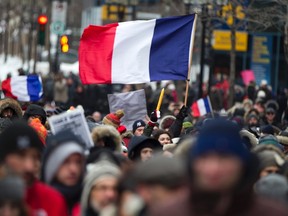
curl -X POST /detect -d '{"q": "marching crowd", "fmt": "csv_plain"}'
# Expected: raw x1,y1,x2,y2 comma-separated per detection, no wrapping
0,75,288,216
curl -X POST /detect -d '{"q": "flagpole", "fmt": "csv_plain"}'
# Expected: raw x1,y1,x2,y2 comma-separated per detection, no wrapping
207,95,215,118
184,13,198,106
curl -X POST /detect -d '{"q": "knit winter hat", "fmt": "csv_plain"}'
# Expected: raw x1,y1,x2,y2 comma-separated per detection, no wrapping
260,125,275,135
132,120,146,134
190,119,249,163
0,121,43,161
42,130,85,184
81,160,121,215
23,104,47,125
0,175,25,201
102,110,124,129
255,174,288,203
132,156,186,189
258,135,283,150
29,118,47,145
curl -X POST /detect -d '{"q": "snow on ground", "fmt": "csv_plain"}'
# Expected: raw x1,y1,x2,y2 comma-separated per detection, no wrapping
0,55,78,81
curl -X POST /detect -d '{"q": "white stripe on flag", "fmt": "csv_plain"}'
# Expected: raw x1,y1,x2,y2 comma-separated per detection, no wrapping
111,20,155,84
198,98,207,116
11,77,30,101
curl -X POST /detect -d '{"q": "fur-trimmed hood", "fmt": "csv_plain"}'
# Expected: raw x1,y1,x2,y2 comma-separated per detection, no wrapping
240,129,258,149
277,130,288,146
91,125,122,152
0,98,22,119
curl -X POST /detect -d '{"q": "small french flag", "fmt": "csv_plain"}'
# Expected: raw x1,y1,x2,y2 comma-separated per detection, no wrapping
191,97,212,117
2,75,43,102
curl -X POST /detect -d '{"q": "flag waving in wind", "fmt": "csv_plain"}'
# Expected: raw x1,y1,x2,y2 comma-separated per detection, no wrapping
79,14,197,84
2,75,43,102
191,97,212,117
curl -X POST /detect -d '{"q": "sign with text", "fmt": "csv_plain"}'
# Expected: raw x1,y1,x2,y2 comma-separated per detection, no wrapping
48,108,93,149
212,30,248,52
250,34,273,85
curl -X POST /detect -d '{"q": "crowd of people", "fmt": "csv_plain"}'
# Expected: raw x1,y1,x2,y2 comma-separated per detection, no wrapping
0,72,288,216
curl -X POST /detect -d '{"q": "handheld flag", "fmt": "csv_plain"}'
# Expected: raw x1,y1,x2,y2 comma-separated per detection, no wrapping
2,75,43,102
79,14,197,84
191,97,212,117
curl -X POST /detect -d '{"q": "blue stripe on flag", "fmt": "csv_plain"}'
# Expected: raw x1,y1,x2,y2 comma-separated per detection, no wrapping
149,15,195,81
204,98,211,113
27,75,42,101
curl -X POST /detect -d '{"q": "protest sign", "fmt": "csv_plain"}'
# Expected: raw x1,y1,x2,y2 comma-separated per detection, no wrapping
108,89,147,130
241,70,255,86
48,108,93,148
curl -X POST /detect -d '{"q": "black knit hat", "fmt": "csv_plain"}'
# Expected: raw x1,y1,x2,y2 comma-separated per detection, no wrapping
23,104,47,125
132,120,146,134
0,121,43,161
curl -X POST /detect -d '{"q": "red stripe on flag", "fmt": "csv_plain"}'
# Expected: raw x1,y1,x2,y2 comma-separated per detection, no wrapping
79,23,118,84
191,101,200,117
1,78,17,99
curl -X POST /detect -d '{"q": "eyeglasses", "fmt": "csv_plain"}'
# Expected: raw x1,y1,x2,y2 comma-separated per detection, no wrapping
266,112,275,115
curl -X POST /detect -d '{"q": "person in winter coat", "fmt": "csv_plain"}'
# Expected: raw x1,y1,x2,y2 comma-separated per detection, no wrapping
152,129,172,145
81,159,121,216
128,136,162,162
41,130,86,216
255,174,288,204
54,73,68,107
91,125,123,153
0,98,22,120
150,119,288,216
129,156,188,215
253,144,285,178
132,120,146,136
23,104,47,126
0,121,68,216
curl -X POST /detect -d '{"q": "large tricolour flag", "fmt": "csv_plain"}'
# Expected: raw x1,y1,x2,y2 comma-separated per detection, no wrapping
2,75,43,102
191,97,212,117
79,14,197,84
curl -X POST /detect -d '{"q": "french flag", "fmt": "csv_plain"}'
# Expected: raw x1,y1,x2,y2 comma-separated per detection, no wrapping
2,75,43,102
79,14,196,84
191,97,212,117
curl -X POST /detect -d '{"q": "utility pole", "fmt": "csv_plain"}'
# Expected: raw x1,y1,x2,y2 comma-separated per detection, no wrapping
228,1,236,108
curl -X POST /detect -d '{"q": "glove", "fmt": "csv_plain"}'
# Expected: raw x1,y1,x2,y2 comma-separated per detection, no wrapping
150,110,161,123
176,105,188,120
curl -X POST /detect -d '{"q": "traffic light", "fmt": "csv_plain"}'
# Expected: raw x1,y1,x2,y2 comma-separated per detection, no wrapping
60,35,69,53
37,14,48,46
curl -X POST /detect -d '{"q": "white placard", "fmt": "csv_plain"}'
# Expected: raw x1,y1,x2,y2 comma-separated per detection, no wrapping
51,1,68,24
48,108,93,149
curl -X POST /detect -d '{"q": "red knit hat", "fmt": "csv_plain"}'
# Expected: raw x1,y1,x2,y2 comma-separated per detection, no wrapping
102,110,124,129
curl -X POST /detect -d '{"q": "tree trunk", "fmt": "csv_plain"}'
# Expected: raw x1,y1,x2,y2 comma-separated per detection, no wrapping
228,2,237,108
4,2,10,63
